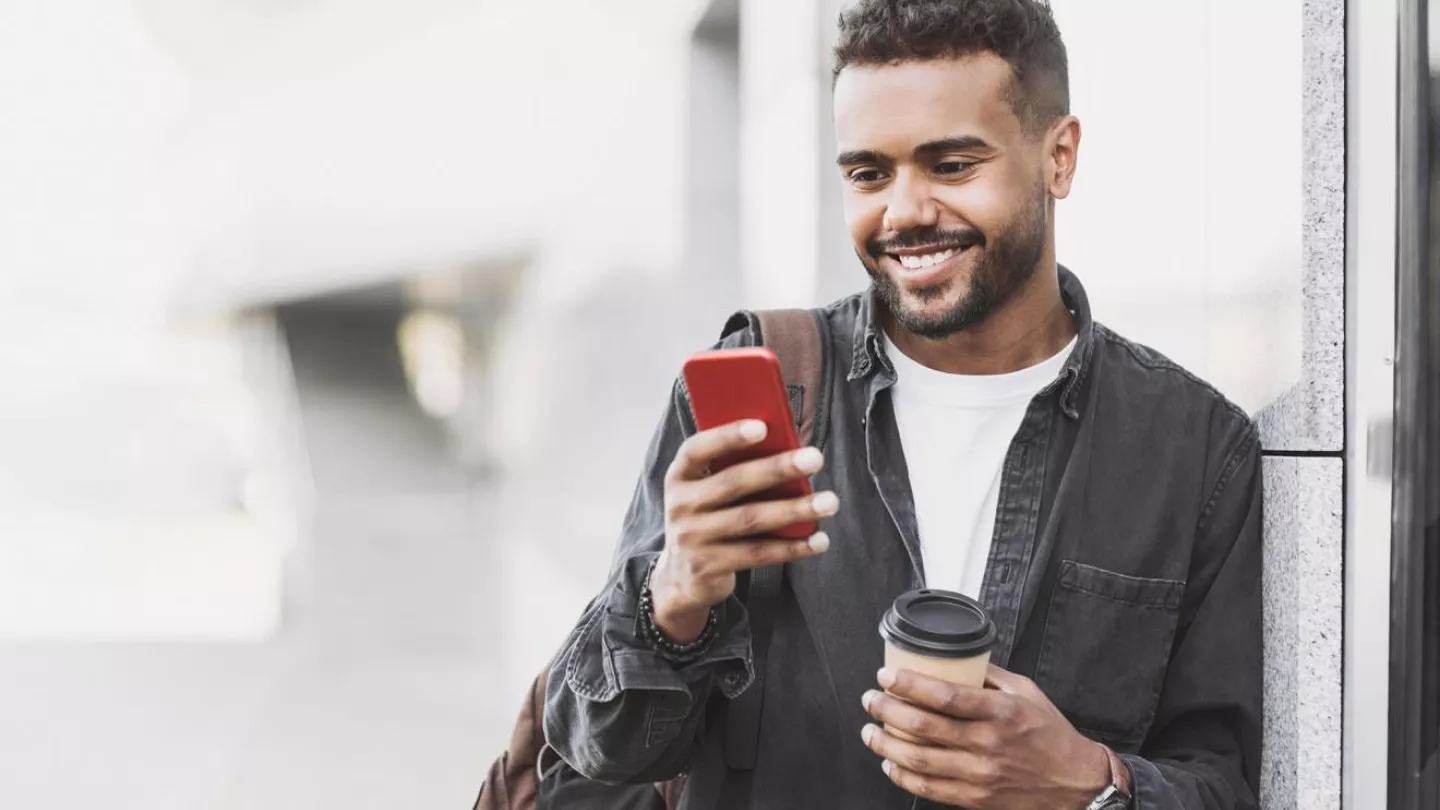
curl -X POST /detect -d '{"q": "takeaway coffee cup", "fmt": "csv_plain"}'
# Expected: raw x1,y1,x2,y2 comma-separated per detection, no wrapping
878,589,996,743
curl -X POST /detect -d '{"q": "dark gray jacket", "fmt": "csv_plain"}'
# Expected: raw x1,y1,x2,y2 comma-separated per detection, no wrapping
544,269,1263,809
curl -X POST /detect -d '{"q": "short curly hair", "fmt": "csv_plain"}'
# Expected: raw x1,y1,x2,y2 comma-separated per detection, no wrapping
833,0,1069,134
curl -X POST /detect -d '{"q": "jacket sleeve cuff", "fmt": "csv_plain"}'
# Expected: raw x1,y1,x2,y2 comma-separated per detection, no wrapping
1120,753,1169,810
565,553,755,707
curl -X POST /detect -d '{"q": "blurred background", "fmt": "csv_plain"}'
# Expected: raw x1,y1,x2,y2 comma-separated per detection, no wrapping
0,0,1372,808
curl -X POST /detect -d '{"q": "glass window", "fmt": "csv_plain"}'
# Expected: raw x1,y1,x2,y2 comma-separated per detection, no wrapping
1393,0,1440,805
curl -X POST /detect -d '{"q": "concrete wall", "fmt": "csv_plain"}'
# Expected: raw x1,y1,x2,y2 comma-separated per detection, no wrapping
1260,3,1348,807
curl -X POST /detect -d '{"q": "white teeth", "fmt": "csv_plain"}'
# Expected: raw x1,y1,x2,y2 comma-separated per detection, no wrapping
897,248,957,270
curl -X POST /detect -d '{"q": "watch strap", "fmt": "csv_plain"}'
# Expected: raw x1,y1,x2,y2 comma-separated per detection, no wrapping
1083,744,1133,810
1101,743,1132,797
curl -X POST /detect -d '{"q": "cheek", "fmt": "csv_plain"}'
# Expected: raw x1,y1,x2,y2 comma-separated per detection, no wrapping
933,167,1036,233
843,191,885,249
932,182,1008,234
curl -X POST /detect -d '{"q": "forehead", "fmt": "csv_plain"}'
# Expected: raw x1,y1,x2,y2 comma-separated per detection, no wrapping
832,54,1021,154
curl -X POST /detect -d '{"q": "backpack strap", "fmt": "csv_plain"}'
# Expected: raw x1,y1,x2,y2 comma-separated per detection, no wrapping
712,308,832,448
723,308,832,772
756,309,833,450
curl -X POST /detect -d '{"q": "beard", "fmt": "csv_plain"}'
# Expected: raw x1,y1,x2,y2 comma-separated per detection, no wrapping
862,188,1049,339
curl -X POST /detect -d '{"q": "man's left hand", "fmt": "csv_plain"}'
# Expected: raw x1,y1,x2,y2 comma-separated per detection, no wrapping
860,664,1111,809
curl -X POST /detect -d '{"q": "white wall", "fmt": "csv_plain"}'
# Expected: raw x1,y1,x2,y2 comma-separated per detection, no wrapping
737,0,824,308
1051,0,1305,417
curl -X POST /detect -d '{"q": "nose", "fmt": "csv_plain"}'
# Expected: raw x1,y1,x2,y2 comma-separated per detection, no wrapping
881,169,939,233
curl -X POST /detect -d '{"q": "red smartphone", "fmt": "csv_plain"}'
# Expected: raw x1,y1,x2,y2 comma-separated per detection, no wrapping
681,347,817,539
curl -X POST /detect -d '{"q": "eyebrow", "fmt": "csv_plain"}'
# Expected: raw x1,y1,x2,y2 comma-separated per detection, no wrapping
835,135,994,167
915,135,992,156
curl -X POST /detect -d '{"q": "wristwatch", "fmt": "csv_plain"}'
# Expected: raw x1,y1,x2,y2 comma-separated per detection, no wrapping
1084,743,1134,810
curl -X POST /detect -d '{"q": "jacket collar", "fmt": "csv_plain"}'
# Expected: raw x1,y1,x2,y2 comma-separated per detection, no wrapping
847,265,1095,419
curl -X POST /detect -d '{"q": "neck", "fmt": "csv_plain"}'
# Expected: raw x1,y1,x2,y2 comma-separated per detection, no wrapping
883,262,1076,375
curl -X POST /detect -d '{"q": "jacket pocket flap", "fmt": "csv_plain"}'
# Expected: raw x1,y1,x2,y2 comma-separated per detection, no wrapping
1057,560,1184,609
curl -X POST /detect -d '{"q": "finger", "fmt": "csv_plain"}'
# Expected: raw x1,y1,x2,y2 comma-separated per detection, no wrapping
879,667,1003,721
691,446,825,511
861,689,976,749
702,533,832,573
667,420,768,482
860,724,979,780
879,760,979,807
690,491,839,540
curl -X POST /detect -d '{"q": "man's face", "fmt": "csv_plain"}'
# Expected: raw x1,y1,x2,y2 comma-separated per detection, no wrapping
833,55,1052,339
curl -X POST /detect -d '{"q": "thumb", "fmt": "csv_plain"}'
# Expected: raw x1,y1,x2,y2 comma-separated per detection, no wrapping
984,664,1046,701
985,664,1068,718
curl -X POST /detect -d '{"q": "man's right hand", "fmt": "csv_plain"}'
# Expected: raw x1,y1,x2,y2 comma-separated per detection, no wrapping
649,419,838,643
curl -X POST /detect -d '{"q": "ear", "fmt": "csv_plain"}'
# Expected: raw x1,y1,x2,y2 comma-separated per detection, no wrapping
1045,116,1082,200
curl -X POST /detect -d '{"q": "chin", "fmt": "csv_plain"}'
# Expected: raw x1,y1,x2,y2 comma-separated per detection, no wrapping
896,278,965,311
893,300,965,336
866,255,981,337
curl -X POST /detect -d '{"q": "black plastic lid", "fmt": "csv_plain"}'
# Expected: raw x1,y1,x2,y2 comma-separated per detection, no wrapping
878,589,996,659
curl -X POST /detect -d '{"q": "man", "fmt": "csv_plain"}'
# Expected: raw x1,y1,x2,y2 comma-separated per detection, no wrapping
544,1,1262,808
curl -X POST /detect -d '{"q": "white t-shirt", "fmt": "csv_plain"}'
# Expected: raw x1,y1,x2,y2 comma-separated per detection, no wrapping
881,332,1076,597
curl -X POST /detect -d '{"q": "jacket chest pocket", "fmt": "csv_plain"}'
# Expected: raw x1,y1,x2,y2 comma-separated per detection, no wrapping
1032,560,1185,750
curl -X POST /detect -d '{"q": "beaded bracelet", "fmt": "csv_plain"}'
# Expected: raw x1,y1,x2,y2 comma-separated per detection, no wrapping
638,556,722,661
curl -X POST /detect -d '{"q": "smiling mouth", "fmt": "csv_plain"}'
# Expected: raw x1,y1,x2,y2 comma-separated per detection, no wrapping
883,241,980,274
888,246,966,270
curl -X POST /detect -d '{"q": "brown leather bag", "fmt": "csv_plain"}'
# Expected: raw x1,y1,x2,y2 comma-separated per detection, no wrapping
475,309,831,810
476,663,552,810
474,661,679,810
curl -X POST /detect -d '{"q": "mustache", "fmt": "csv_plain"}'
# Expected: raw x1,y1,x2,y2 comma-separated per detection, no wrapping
867,226,985,257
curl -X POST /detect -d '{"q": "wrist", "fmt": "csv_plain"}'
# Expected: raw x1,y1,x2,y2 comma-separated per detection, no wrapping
647,560,710,642
652,600,710,643
1070,740,1114,808
639,557,721,660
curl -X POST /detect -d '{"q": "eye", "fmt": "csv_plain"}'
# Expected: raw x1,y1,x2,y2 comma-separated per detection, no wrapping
847,168,889,188
933,160,975,177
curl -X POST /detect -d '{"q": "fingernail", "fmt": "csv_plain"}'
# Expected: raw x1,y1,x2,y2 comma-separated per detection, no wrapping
882,760,894,777
862,689,880,711
877,668,896,689
793,447,823,473
740,420,767,441
811,491,839,516
861,724,876,744
807,532,831,553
